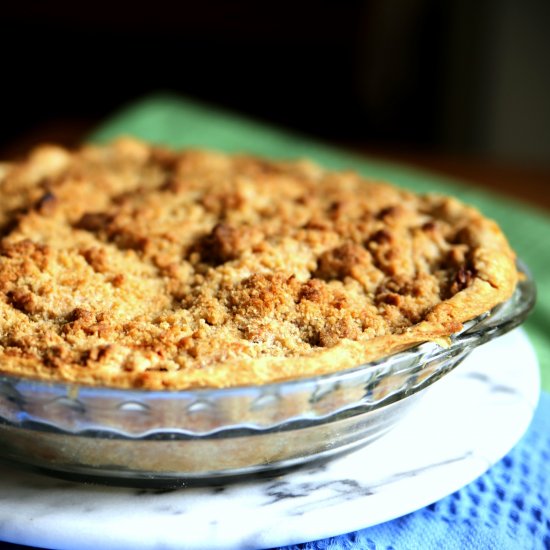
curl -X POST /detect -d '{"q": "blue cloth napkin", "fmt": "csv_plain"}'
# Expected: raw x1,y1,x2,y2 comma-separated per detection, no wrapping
283,391,550,550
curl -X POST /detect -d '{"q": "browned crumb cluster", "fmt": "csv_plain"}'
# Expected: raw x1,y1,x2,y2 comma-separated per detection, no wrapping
0,139,517,389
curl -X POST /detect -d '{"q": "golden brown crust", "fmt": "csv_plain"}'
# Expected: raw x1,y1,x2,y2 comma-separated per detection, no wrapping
0,138,517,389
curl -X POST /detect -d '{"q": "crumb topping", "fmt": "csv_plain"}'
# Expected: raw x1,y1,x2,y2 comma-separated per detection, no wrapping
0,139,517,389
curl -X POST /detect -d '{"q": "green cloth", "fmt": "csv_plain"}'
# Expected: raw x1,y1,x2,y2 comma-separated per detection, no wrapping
90,93,550,392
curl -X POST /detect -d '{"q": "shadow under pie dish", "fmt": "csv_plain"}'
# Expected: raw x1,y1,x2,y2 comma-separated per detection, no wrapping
0,139,533,485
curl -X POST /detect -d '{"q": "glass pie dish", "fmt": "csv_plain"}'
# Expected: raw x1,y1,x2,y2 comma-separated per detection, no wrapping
0,262,535,487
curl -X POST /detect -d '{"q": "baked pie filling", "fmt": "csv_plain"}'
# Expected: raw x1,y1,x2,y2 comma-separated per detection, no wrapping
0,139,517,389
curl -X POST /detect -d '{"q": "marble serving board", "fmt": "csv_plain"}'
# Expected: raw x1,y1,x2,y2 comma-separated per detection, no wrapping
0,329,539,550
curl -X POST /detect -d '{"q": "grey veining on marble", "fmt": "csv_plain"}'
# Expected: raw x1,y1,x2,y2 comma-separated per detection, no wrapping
0,329,539,550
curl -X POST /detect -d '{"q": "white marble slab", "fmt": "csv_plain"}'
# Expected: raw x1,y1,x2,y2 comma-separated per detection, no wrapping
0,329,539,550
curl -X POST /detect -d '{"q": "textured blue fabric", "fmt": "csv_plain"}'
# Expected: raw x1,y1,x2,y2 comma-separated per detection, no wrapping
282,391,550,550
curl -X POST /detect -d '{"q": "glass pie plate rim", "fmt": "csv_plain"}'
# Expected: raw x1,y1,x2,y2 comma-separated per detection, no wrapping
0,260,536,484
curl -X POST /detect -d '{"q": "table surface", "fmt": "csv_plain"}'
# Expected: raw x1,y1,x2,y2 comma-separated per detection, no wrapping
1,118,550,213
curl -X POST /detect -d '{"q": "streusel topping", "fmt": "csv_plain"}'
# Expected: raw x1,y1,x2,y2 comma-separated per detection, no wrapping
0,139,517,388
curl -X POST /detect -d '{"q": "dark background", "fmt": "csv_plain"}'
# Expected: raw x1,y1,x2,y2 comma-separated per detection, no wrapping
1,0,549,168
